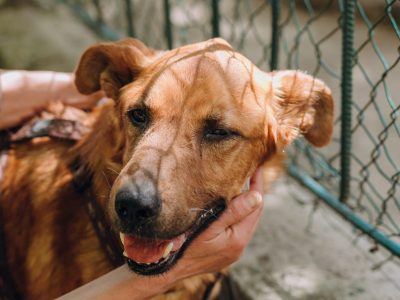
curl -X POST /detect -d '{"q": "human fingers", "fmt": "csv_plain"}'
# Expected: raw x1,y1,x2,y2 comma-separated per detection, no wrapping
228,166,265,234
59,88,105,109
249,166,264,194
227,195,264,245
198,166,264,239
69,90,105,109
212,166,264,229
200,190,263,241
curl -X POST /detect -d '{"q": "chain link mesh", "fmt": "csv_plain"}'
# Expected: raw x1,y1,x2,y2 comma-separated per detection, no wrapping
282,0,400,252
63,0,400,256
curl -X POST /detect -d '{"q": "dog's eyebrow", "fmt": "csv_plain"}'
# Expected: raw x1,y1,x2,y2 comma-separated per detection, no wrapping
204,110,238,127
125,94,149,111
204,117,220,127
205,114,221,122
203,115,228,127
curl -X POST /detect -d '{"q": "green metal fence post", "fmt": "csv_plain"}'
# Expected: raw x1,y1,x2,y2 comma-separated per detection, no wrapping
92,0,103,24
270,0,280,70
164,0,173,49
340,0,355,202
211,0,220,37
125,0,135,37
59,0,120,41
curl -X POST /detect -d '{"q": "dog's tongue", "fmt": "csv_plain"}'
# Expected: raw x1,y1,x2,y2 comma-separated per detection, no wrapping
121,233,186,263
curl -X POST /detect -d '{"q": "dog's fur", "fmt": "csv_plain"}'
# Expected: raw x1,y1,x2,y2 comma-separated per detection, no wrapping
0,38,333,299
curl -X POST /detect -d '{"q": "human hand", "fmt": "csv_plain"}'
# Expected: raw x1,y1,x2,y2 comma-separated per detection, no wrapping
169,166,264,281
59,168,264,300
0,70,104,129
48,72,104,109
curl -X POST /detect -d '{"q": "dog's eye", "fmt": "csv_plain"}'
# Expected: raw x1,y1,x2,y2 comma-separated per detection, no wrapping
127,108,149,128
204,127,232,142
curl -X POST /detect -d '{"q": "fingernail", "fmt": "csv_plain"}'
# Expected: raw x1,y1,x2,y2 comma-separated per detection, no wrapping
248,192,262,209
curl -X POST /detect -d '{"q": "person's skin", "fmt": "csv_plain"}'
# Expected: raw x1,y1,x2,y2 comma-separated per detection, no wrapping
1,70,265,299
0,70,104,130
60,168,264,300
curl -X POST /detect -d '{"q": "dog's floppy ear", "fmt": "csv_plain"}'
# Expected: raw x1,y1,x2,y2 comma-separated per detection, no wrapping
75,38,156,100
270,70,334,148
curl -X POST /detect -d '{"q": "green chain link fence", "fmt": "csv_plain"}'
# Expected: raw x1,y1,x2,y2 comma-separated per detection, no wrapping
61,0,400,258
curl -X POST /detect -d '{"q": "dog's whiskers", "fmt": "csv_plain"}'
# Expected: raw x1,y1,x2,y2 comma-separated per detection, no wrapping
101,170,112,190
188,207,218,219
107,167,120,176
188,208,210,213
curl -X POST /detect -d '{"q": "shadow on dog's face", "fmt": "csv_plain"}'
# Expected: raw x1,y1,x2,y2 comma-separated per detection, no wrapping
75,38,333,275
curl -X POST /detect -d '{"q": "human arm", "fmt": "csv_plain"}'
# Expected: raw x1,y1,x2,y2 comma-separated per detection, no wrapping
0,70,103,130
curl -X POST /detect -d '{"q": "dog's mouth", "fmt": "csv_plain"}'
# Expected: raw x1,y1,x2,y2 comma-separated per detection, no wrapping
119,199,226,275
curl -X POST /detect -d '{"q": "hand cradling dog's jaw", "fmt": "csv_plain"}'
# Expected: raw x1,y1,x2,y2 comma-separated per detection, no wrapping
74,38,334,276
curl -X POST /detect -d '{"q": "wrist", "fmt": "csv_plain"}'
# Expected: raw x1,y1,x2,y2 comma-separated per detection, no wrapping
136,272,177,298
49,72,74,101
16,70,73,105
92,267,177,300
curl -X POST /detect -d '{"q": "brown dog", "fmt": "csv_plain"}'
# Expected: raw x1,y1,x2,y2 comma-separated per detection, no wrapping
0,38,333,299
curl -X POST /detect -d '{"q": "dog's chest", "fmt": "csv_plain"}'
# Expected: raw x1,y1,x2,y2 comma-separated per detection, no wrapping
0,145,115,299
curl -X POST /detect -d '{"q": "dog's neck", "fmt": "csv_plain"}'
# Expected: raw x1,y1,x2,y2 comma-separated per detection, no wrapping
74,102,125,208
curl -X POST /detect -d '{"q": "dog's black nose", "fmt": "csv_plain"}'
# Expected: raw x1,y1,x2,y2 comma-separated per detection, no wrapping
115,187,161,224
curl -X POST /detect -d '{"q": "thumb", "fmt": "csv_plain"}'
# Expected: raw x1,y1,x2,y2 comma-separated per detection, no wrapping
204,191,262,240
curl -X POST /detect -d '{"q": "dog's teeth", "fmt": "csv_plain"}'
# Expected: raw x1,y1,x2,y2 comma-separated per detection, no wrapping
123,250,127,257
162,242,173,258
119,233,125,244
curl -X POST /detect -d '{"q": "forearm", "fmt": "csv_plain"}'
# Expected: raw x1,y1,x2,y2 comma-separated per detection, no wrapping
58,266,174,300
0,70,73,129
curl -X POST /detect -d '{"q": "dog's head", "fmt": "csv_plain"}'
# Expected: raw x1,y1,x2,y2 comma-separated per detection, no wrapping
75,38,333,275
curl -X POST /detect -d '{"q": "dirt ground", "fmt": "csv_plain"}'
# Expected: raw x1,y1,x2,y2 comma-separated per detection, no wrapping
228,176,400,300
1,2,399,299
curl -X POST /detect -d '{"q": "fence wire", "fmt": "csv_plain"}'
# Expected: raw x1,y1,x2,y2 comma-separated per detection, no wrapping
281,0,400,256
62,0,400,257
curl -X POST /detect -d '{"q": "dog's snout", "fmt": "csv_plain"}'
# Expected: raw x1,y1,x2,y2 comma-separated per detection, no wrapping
115,187,161,224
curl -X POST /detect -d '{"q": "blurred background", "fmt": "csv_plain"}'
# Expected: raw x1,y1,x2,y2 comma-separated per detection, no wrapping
1,0,399,299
